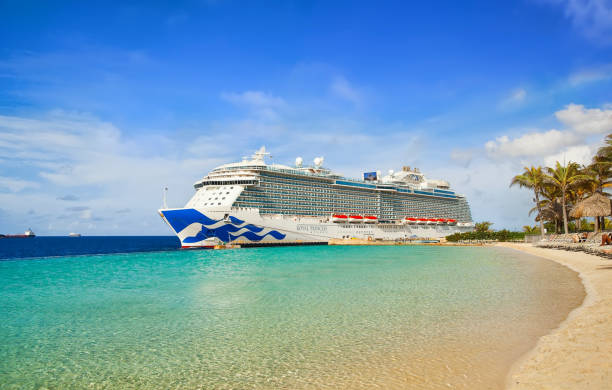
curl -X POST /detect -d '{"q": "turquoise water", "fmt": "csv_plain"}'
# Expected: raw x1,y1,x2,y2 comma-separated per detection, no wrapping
0,246,583,389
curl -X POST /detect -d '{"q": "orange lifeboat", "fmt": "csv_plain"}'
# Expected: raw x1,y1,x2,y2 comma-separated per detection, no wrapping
405,217,417,224
332,214,348,223
426,218,437,225
416,218,427,225
349,215,364,223
437,218,447,225
447,219,457,225
364,215,378,224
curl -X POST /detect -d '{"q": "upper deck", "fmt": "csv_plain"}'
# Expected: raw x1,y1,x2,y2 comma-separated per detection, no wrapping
194,147,463,200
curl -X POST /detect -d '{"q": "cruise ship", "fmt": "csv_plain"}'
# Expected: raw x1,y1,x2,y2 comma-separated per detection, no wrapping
159,147,474,248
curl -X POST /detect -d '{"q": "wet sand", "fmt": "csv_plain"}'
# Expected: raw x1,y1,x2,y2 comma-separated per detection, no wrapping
500,243,612,389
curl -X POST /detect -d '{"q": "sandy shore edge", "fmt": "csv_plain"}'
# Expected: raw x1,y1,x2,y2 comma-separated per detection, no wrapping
498,242,611,389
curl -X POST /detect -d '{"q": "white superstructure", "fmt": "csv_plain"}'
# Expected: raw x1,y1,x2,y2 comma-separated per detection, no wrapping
159,147,474,248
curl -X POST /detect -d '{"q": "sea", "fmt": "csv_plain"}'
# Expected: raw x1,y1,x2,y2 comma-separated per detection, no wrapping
0,238,584,389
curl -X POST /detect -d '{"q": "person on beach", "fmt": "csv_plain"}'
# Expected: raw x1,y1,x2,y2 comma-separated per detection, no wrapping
574,233,588,243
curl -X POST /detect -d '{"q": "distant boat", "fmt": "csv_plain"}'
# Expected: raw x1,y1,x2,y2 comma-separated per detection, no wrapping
68,233,81,237
0,228,36,238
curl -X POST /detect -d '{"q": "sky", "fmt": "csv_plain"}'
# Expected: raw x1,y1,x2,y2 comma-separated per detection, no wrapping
1,0,612,235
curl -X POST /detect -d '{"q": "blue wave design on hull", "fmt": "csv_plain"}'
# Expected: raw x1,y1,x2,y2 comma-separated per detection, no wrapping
229,216,245,225
162,208,285,244
229,230,286,242
162,209,221,232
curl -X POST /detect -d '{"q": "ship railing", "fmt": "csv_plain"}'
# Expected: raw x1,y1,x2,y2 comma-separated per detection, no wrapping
230,207,260,214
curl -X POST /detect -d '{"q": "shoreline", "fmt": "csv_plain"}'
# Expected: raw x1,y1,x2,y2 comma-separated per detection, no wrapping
498,243,612,389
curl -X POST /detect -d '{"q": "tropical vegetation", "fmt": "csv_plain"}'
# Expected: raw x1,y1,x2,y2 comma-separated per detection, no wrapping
446,229,525,242
511,133,612,234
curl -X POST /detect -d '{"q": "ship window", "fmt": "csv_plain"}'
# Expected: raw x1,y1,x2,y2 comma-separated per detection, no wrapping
218,202,221,205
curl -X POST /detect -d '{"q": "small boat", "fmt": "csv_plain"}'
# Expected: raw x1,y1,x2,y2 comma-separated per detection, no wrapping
364,215,378,224
404,217,417,224
348,215,364,223
0,228,36,238
332,214,348,223
68,233,81,237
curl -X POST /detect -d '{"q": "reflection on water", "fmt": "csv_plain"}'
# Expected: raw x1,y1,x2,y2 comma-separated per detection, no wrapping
0,246,584,389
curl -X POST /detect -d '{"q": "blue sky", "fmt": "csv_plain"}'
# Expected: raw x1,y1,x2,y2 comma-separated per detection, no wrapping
1,0,611,234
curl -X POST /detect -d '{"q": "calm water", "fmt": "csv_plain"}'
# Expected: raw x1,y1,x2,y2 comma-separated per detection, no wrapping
0,245,583,389
0,236,180,260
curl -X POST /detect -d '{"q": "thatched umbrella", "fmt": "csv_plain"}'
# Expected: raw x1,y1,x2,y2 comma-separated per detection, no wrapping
570,192,612,232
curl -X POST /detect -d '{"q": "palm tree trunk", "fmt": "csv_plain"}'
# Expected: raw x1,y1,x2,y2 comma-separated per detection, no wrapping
535,191,544,237
595,217,599,233
562,189,569,234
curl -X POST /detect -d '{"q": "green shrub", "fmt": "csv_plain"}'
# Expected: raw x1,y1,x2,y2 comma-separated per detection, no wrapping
445,230,525,242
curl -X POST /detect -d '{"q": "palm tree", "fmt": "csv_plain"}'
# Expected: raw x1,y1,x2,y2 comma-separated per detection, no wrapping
530,185,562,233
596,134,612,161
587,156,612,192
522,225,539,234
511,166,546,237
474,221,493,232
544,162,593,234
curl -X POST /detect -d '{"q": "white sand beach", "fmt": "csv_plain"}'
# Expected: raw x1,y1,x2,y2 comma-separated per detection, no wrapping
500,243,612,389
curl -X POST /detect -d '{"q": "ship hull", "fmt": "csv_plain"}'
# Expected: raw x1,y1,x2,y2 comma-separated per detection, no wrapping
159,208,472,248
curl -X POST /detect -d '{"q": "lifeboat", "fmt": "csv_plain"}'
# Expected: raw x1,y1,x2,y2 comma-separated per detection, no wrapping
437,218,447,225
447,219,457,225
364,216,378,224
426,218,437,225
349,215,364,223
332,214,348,223
405,217,417,224
416,218,427,225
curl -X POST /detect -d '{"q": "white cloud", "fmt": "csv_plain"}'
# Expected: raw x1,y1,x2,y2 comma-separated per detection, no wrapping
543,144,598,166
545,0,612,43
221,91,286,120
500,88,527,107
0,176,40,192
221,91,285,108
568,63,612,86
449,149,474,167
0,112,227,235
485,129,580,158
330,77,363,105
554,103,612,134
484,103,611,162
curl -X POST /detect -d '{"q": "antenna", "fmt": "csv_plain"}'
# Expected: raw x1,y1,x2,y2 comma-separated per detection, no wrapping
252,146,270,162
162,186,168,209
